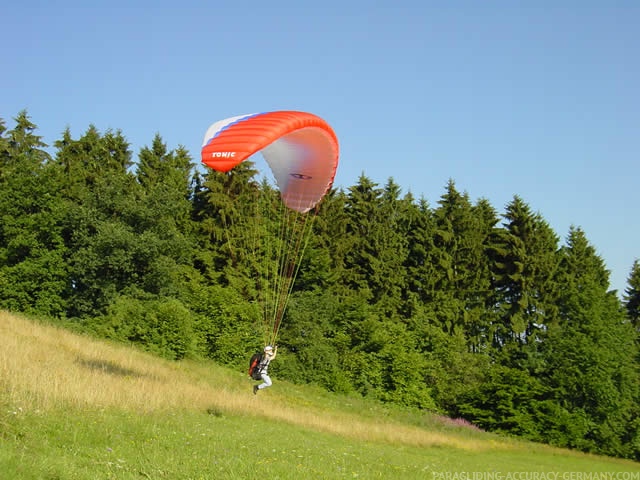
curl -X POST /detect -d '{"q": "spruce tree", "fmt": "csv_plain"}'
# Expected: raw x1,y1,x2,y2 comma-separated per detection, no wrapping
134,136,196,296
487,195,560,352
402,195,437,318
541,227,639,457
341,173,383,302
0,112,68,317
52,126,140,318
429,180,495,341
624,259,640,328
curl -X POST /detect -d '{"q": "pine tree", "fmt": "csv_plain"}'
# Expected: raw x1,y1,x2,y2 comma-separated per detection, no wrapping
0,112,68,316
194,160,261,276
624,259,640,328
487,195,560,352
51,126,140,317
466,197,500,351
541,227,639,457
428,180,495,341
340,174,382,302
294,186,348,292
375,178,411,313
341,175,409,312
134,136,196,296
402,195,437,318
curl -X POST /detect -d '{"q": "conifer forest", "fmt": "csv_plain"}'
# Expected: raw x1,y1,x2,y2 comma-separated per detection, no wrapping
2,111,640,459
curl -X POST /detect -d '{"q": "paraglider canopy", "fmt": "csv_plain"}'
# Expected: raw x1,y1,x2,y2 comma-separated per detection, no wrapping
200,110,339,348
201,111,339,213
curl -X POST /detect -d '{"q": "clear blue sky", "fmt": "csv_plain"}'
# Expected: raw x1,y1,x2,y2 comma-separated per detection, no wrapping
2,1,638,296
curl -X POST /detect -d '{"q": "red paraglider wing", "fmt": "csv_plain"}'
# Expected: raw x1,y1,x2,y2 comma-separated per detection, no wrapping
201,111,339,213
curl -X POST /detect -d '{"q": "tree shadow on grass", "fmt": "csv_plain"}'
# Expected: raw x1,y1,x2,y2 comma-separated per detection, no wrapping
76,357,147,378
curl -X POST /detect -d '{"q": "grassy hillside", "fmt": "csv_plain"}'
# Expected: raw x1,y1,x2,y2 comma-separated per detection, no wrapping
1,310,638,479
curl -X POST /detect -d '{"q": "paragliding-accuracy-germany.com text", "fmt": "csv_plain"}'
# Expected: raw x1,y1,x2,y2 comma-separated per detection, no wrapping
431,473,640,480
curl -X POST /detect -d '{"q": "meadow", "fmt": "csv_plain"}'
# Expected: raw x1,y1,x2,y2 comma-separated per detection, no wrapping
1,310,638,479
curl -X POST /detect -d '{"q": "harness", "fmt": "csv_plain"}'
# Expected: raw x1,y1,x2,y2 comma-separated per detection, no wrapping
258,355,271,374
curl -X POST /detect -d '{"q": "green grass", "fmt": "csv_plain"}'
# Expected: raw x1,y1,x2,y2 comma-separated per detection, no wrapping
4,406,638,480
1,311,638,479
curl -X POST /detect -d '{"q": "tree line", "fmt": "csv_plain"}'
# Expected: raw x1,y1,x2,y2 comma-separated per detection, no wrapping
2,111,640,459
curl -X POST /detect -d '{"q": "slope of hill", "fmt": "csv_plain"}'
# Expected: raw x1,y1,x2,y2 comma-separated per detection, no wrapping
1,310,637,479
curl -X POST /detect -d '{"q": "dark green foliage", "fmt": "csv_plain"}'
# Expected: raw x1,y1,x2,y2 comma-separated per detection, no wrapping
456,363,547,437
89,295,195,360
428,181,498,346
421,324,489,414
486,195,560,353
0,112,68,317
2,111,639,460
624,259,640,328
538,228,640,457
375,319,436,409
51,126,141,317
188,283,260,367
276,290,353,394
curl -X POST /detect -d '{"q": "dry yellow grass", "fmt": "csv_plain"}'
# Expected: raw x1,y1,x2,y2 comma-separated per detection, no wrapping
0,310,512,452
0,310,232,412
